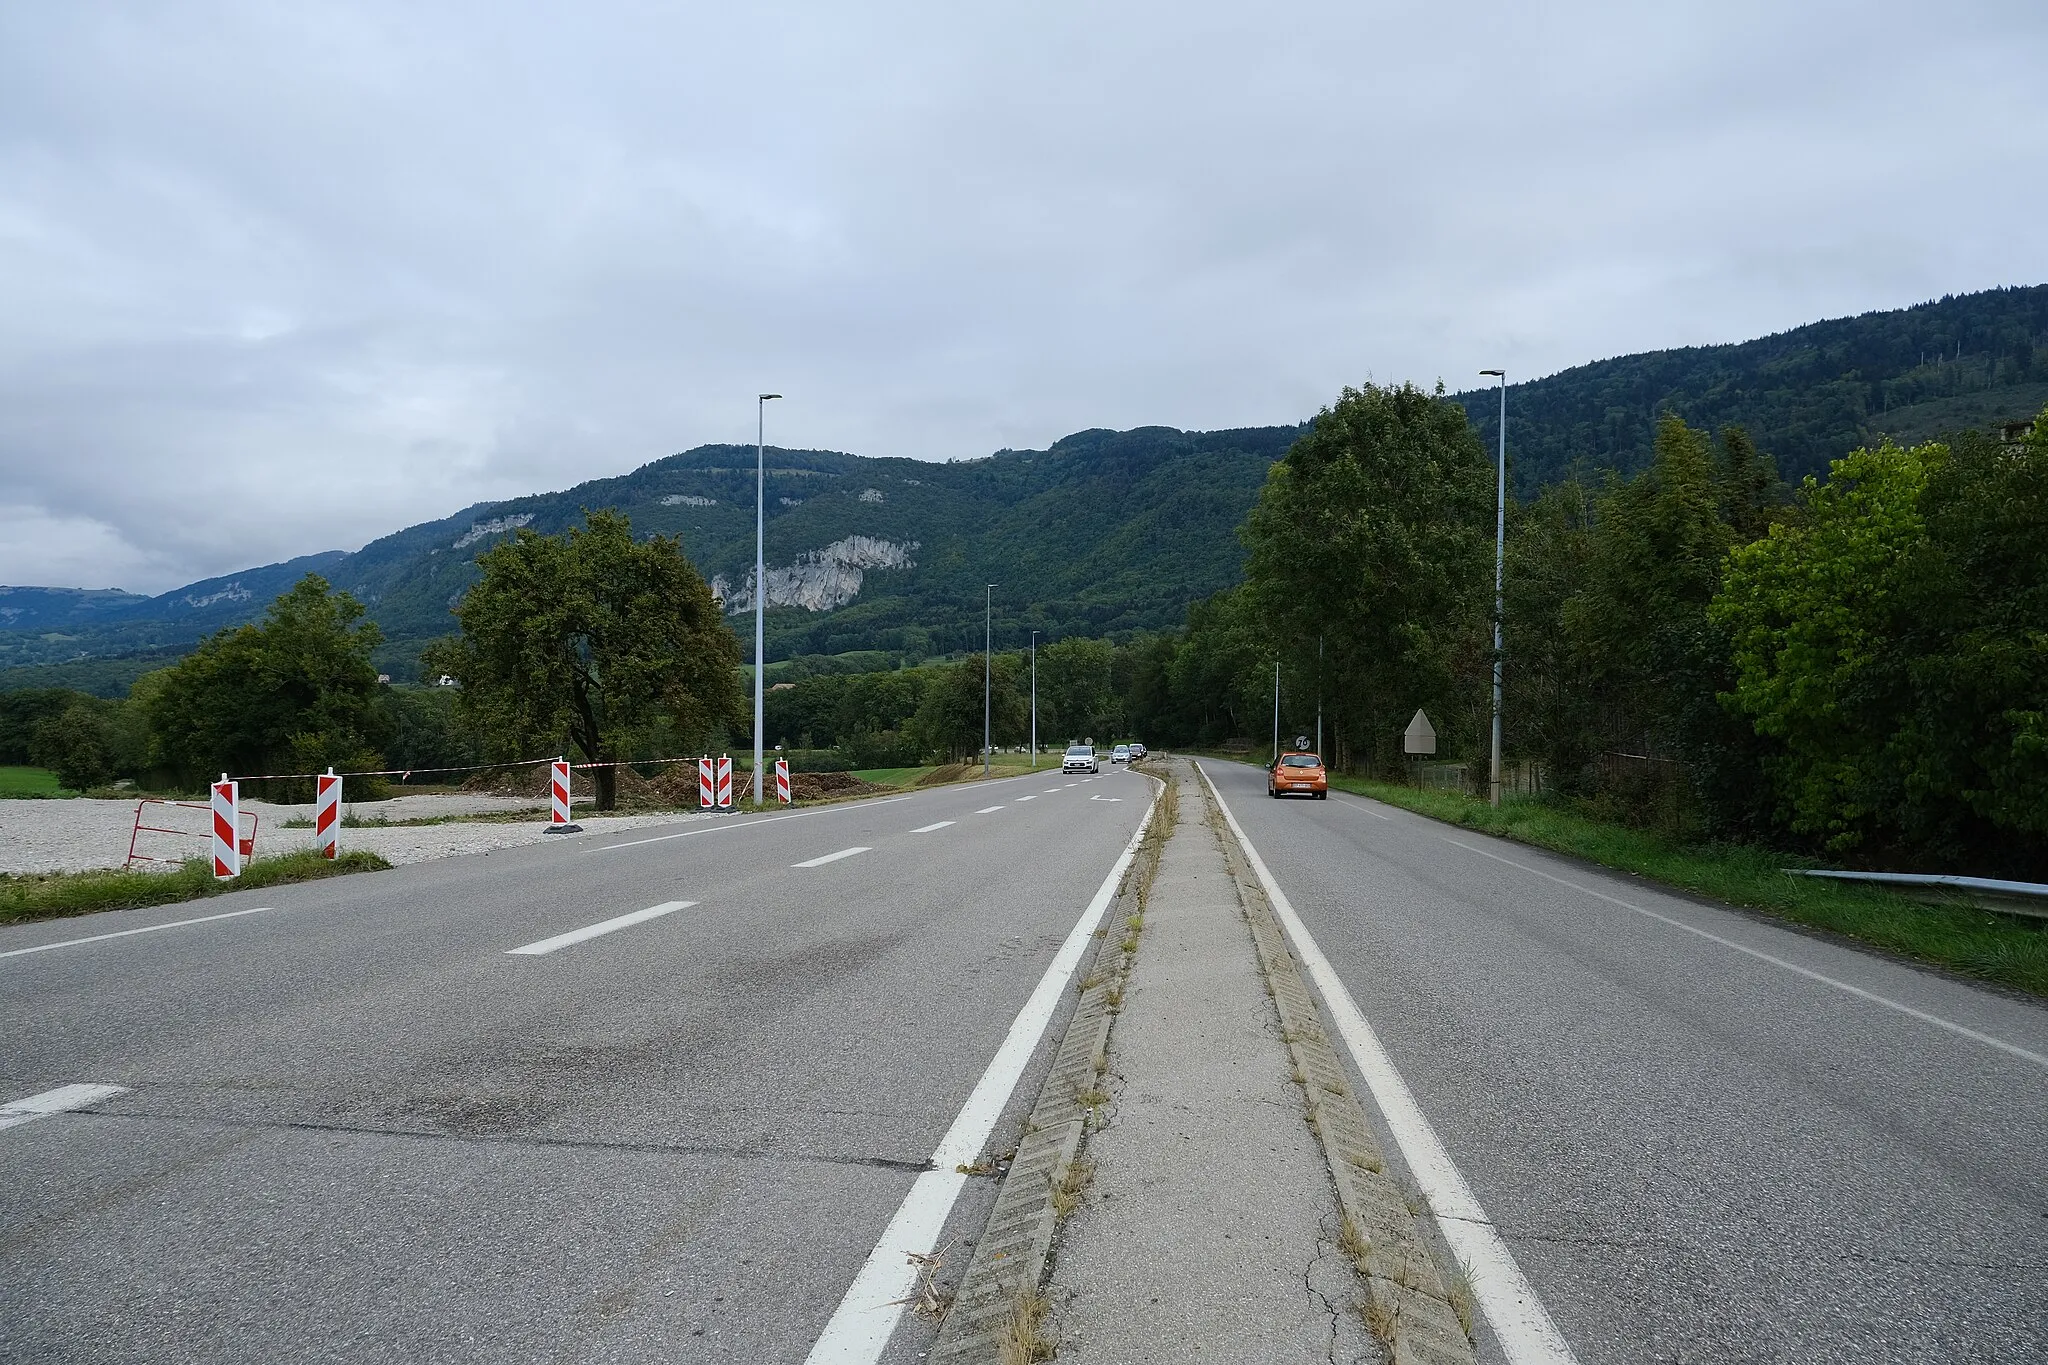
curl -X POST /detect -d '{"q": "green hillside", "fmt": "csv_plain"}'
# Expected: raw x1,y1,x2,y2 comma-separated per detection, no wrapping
7,283,2045,690
1454,283,2048,490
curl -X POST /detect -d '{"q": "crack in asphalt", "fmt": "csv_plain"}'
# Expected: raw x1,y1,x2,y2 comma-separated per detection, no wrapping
79,1108,936,1170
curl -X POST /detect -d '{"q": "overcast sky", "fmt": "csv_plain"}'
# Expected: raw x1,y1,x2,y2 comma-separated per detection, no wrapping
3,1,2043,594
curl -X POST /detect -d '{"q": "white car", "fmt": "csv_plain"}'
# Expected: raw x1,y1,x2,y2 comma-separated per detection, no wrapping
1063,744,1099,774
1111,744,1131,764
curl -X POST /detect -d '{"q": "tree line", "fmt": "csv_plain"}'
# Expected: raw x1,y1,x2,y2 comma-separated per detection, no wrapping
11,508,1156,808
1128,382,2047,877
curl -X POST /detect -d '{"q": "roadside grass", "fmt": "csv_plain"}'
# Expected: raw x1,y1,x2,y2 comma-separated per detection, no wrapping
0,765,70,798
0,849,391,927
1316,771,2048,999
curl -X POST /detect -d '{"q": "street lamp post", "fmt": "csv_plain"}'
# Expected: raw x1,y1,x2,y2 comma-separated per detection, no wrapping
1029,629,1039,769
984,585,996,778
753,393,781,807
1271,659,1280,765
1480,369,1507,807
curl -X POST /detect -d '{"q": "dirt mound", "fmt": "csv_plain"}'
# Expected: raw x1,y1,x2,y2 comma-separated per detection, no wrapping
460,762,663,802
461,763,593,798
791,770,891,802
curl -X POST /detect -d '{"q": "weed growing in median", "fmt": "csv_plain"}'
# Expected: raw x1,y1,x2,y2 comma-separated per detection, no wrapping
998,1287,1055,1364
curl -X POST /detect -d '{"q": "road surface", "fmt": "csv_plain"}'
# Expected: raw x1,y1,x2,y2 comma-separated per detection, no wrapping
1202,757,2047,1365
1,767,1152,1364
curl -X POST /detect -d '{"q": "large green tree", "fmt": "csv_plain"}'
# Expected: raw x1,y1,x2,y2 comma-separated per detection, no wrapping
146,574,388,792
1714,416,2048,872
423,510,742,809
913,653,1027,762
1240,382,1490,772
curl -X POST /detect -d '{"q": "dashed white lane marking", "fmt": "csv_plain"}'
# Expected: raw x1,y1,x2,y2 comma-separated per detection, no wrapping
1090,794,1123,802
911,822,955,834
588,795,917,853
1200,764,1579,1365
1044,787,1063,793
1064,783,1078,788
0,1084,129,1132
974,805,1005,814
793,846,872,869
1436,835,2048,1071
803,774,1166,1365
506,901,696,956
1015,795,1037,802
0,906,274,962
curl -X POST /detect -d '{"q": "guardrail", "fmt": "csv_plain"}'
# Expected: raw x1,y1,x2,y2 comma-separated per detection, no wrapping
1787,869,2048,920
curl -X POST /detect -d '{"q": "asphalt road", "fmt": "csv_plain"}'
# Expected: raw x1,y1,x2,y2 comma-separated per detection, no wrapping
0,765,1153,1364
1203,758,2048,1365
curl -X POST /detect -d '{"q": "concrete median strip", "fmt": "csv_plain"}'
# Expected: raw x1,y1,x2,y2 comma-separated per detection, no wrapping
926,770,1172,1364
1201,763,1574,1365
802,783,1163,1365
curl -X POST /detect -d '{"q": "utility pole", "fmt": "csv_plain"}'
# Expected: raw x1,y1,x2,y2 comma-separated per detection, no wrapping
1481,369,1507,807
1316,634,1323,758
1029,629,1039,768
1272,659,1280,764
984,584,995,778
752,392,781,807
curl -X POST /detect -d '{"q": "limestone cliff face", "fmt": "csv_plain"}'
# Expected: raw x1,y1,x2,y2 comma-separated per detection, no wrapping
451,513,534,549
712,535,917,613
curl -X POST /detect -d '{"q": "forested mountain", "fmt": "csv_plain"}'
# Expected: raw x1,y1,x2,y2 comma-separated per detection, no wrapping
2,425,1302,684
7,283,2044,692
1455,284,2048,491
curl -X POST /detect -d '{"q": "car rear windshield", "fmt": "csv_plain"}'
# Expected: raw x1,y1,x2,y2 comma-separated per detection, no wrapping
1281,754,1321,768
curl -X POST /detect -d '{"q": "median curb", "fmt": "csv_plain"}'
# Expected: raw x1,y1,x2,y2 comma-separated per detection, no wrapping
1195,769,1477,1365
929,768,1171,1363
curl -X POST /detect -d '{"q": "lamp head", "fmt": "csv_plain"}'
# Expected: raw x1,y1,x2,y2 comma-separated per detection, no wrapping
758,393,781,402
1479,369,1504,378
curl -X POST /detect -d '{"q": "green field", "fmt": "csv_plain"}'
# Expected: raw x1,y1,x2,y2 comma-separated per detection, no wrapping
0,765,68,797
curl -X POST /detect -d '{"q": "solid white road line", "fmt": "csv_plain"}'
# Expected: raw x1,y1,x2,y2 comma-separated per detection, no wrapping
805,776,1165,1365
0,906,274,962
793,847,872,868
911,822,955,834
1436,834,2048,1071
588,795,917,853
0,1083,129,1132
506,901,695,956
1199,764,1578,1365
975,805,1005,814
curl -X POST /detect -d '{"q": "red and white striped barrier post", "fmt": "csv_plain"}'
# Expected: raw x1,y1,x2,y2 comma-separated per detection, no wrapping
697,757,715,809
550,758,573,827
775,756,791,805
315,768,341,859
716,755,733,810
211,774,240,879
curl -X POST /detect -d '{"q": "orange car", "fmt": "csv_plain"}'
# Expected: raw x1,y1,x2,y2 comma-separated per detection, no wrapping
1268,751,1327,799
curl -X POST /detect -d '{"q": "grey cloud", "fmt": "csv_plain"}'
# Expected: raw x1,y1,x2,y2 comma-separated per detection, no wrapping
1,0,2043,591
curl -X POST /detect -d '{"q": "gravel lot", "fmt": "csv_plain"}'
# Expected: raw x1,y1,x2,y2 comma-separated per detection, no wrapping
0,795,712,875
